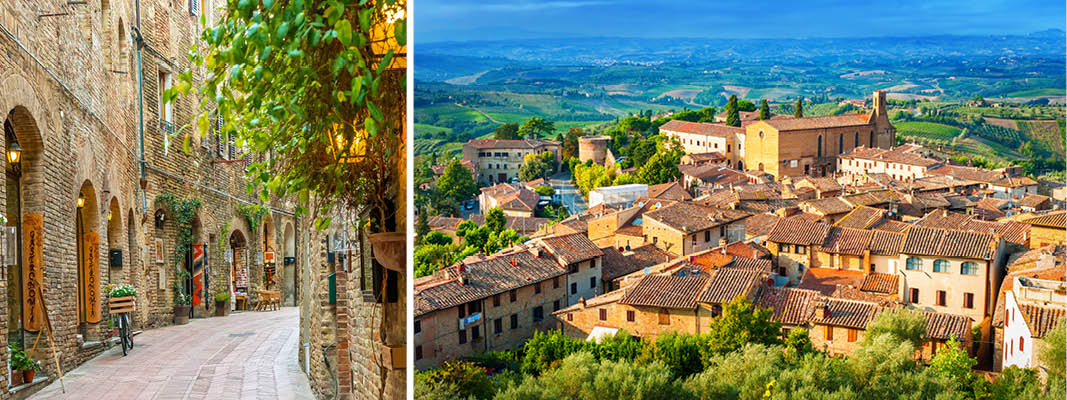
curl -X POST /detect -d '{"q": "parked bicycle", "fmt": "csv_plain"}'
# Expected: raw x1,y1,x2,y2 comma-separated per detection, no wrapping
106,284,137,356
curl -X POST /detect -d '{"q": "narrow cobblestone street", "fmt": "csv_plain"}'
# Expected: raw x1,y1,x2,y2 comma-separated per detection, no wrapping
29,308,313,400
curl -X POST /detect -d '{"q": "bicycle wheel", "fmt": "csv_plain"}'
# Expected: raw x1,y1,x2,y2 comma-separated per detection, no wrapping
124,313,133,348
119,315,129,356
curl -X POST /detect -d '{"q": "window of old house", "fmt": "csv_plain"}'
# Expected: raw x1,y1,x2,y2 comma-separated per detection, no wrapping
910,288,920,303
533,306,544,323
961,262,978,275
626,310,635,322
494,318,502,334
906,257,922,270
493,294,500,307
458,329,467,344
414,320,421,335
510,313,518,329
509,289,516,302
825,325,833,340
933,259,949,273
936,290,946,306
471,326,480,340
415,346,422,360
599,309,607,321
964,293,974,309
534,282,541,294
571,282,577,295
553,300,560,311
848,328,857,342
658,308,670,325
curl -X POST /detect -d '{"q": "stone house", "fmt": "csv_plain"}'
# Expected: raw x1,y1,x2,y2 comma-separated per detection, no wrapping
659,120,745,169
413,246,568,370
535,233,605,304
998,284,1064,371
642,202,749,257
478,183,539,217
765,216,831,283
461,139,560,186
836,144,940,182
1020,211,1065,249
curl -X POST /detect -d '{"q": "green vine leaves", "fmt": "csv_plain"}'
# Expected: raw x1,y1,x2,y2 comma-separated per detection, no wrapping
165,0,407,232
154,193,203,269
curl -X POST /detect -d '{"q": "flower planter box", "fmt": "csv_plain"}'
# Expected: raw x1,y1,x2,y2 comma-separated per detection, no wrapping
173,305,191,325
214,301,228,317
108,296,136,314
369,232,405,273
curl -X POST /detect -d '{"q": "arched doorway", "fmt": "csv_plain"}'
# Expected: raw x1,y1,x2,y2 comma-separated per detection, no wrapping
282,222,296,306
188,216,208,317
261,213,276,292
736,160,744,171
5,106,46,349
76,180,102,339
106,197,121,283
229,230,248,311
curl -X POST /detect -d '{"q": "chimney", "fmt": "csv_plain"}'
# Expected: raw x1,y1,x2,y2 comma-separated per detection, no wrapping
579,297,586,307
511,258,517,267
532,247,542,258
719,237,728,249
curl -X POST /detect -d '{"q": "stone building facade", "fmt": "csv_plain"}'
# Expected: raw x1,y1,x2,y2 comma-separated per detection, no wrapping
461,139,561,185
0,0,310,396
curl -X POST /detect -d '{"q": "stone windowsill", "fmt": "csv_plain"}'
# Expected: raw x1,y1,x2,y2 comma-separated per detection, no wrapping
8,375,49,394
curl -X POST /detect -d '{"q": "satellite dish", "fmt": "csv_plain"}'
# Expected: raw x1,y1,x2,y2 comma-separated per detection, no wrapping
655,202,662,208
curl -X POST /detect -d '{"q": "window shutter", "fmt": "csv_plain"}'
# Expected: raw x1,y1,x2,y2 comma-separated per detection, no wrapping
189,0,200,16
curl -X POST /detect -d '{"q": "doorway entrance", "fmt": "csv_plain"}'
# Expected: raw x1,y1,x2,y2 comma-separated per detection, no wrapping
229,230,247,311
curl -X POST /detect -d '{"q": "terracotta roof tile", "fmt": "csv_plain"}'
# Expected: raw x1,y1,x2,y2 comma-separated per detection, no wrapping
697,268,764,304
728,257,774,273
644,202,751,234
860,272,899,294
799,267,865,296
1022,210,1066,229
619,275,709,309
679,164,749,186
648,181,693,201
539,233,604,265
1017,194,1051,208
835,206,888,230
1019,304,1067,338
601,245,673,281
868,230,905,255
759,114,870,131
754,287,820,325
900,226,998,260
660,120,744,137
871,219,910,233
810,298,882,329
468,214,551,235
767,216,831,245
821,227,873,256
414,249,565,316
922,311,972,340
806,197,855,215
746,213,783,238
927,164,1004,184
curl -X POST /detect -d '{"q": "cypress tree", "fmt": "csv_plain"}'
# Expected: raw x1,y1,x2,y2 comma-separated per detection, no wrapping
759,99,770,120
795,98,804,118
725,95,741,127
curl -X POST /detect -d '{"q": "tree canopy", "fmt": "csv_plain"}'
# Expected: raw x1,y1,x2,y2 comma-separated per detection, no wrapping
519,117,555,139
173,0,407,231
759,99,770,120
434,160,478,216
493,122,520,140
518,151,558,182
725,95,741,127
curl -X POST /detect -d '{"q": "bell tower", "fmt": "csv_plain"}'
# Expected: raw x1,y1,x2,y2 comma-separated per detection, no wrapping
870,90,895,149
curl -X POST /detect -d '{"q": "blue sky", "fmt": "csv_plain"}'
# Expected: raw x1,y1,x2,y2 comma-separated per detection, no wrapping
414,0,1066,42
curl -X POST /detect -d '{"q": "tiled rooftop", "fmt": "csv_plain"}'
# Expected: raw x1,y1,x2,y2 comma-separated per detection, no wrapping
619,275,709,309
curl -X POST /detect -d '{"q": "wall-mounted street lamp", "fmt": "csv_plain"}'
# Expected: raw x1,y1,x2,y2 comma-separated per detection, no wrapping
327,125,368,164
7,140,21,176
77,195,86,208
107,211,113,221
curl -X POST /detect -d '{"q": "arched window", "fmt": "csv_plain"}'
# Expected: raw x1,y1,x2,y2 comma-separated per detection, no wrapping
869,131,875,147
906,257,922,270
854,132,859,147
817,136,822,158
960,262,978,275
933,259,949,273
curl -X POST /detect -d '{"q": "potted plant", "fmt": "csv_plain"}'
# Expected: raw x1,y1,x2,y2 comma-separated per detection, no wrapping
173,270,192,325
8,344,23,386
10,344,39,383
214,291,230,317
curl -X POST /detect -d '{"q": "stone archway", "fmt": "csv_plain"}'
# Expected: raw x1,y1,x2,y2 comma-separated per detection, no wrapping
76,179,103,336
281,221,296,306
4,103,47,349
228,228,248,311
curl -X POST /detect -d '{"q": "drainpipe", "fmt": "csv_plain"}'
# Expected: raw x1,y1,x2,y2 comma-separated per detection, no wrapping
133,0,147,218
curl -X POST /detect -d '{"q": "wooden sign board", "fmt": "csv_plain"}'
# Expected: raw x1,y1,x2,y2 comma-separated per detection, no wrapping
264,251,275,264
82,232,101,323
21,213,44,332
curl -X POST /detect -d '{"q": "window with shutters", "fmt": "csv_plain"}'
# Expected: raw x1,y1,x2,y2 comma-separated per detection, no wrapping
964,293,974,309
598,309,607,321
189,0,201,16
848,328,857,342
825,325,833,340
936,290,947,306
910,288,920,303
626,310,635,322
494,319,502,334
658,308,670,325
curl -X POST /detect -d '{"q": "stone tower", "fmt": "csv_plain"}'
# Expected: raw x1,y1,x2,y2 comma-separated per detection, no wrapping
869,90,896,149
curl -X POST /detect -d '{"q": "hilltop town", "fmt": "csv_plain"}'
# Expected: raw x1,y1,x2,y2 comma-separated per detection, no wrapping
413,90,1065,392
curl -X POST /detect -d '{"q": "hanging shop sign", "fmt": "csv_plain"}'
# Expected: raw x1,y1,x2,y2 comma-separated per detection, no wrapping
22,213,44,332
264,251,275,265
82,232,102,323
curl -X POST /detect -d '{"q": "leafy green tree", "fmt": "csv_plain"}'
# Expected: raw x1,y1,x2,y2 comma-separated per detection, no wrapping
795,99,804,118
500,352,692,400
521,330,594,375
1039,318,1066,379
417,360,496,400
175,0,406,231
737,99,757,112
928,337,977,391
485,208,506,233
422,231,452,246
415,210,430,243
519,117,555,139
638,332,707,378
455,220,477,237
635,150,681,185
562,128,582,160
534,185,555,197
783,327,814,355
463,226,490,252
973,366,1048,400
619,116,651,133
864,308,926,350
414,243,457,278
627,139,658,169
518,151,558,182
725,95,741,127
435,160,478,216
703,296,782,356
494,122,521,140
759,99,770,120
